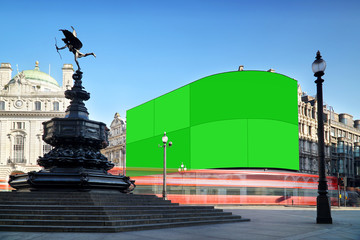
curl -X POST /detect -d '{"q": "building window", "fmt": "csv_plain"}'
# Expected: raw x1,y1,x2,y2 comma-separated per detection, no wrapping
35,101,41,110
345,143,348,154
114,151,120,164
13,122,25,129
355,162,360,176
53,101,59,111
14,135,25,163
43,143,52,155
308,126,312,136
339,159,344,174
0,101,5,110
338,141,344,154
305,142,310,152
330,128,335,137
331,143,337,153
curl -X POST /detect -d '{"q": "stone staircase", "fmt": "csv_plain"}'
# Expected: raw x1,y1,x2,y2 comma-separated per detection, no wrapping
0,191,249,232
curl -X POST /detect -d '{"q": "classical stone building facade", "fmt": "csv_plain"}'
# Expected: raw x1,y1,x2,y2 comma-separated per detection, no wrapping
0,61,73,181
101,113,126,173
298,84,360,187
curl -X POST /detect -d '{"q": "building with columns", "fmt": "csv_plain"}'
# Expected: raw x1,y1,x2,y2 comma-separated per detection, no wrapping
101,113,126,173
298,84,360,187
0,61,73,182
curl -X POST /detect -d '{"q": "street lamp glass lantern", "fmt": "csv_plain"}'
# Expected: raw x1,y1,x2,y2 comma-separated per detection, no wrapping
162,132,168,144
312,51,326,74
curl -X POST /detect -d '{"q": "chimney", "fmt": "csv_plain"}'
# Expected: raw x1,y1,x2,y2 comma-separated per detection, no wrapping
62,64,74,90
354,120,360,129
0,63,12,87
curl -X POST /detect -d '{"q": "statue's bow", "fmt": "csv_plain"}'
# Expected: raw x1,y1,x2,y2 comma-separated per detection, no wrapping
55,37,62,60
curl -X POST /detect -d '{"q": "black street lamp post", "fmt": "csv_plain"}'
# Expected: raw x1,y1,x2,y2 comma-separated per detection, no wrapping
312,51,332,224
160,132,172,200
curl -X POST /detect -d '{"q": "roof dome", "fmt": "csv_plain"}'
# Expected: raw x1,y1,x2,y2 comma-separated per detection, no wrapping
11,61,60,88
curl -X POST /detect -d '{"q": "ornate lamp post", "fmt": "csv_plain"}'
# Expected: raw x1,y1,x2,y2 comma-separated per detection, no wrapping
161,132,172,199
312,51,332,224
178,162,187,173
178,162,187,193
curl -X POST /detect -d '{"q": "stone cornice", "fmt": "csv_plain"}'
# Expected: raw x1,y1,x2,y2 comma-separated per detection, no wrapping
102,145,125,152
331,120,360,134
0,111,65,118
0,93,65,99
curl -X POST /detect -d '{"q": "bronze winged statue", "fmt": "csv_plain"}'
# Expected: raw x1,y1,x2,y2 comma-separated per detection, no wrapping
56,26,96,70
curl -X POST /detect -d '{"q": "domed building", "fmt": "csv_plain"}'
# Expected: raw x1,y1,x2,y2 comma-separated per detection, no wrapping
0,61,73,187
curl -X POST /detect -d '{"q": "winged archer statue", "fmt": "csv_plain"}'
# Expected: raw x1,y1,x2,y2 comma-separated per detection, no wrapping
56,26,96,70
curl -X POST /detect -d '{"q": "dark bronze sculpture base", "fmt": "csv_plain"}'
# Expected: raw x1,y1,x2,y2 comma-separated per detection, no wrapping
9,168,134,193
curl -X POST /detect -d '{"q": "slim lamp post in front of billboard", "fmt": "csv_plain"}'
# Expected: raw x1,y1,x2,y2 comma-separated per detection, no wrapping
160,132,172,200
178,162,187,193
312,50,332,224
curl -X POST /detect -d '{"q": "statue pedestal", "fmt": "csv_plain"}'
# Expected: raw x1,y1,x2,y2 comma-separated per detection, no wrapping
9,167,134,192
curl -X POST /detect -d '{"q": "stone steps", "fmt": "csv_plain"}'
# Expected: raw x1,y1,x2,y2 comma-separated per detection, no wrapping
0,207,223,215
0,218,249,233
0,215,243,226
0,205,212,211
0,211,231,220
0,191,250,232
0,200,175,205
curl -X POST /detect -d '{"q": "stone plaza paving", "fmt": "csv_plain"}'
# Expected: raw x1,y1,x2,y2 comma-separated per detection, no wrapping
0,206,360,240
0,206,359,240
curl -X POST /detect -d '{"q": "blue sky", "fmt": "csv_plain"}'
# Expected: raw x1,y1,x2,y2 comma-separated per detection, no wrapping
1,0,359,125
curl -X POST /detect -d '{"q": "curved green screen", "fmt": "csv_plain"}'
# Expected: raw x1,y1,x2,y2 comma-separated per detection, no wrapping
126,71,299,175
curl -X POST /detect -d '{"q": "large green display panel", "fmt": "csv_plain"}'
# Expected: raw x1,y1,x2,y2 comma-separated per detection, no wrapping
126,71,299,175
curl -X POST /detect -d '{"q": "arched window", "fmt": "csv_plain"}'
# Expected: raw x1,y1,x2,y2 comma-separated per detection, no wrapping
0,101,5,110
14,135,25,163
53,101,59,111
35,101,41,110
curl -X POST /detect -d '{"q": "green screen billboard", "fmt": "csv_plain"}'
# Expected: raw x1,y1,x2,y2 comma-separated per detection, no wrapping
126,71,299,176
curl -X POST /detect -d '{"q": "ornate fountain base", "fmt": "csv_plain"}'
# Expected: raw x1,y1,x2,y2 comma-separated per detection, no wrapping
9,70,135,193
9,117,135,192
